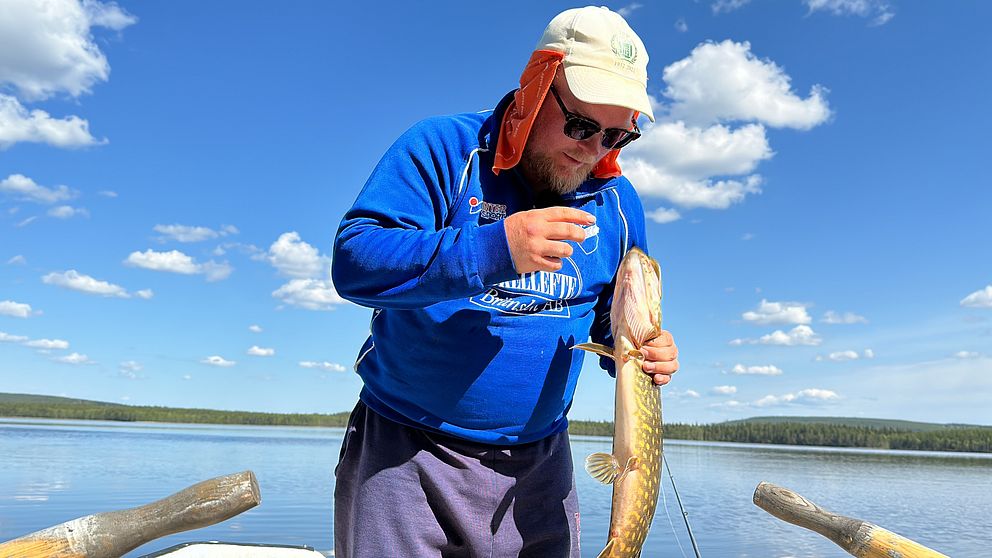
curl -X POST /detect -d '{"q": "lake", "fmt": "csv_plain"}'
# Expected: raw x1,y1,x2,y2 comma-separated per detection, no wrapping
1,419,988,557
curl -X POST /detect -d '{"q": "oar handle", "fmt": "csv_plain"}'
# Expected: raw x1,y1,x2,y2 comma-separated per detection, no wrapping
0,470,261,558
753,481,949,558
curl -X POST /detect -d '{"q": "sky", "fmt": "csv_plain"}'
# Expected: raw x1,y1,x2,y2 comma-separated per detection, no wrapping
1,0,989,426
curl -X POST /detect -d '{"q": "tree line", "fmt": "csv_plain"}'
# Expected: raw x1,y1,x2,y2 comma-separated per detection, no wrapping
0,401,351,427
2,401,989,453
568,420,992,453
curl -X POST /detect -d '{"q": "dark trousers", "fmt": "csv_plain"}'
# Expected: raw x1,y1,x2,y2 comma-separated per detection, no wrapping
334,401,581,558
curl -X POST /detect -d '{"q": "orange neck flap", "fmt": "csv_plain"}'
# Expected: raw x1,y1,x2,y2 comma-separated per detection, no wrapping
492,50,624,180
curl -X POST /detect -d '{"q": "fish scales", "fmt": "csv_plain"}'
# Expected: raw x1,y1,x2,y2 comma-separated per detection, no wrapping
575,247,664,558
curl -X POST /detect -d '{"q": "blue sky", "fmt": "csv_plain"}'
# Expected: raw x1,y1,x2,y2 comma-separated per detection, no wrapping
1,0,989,425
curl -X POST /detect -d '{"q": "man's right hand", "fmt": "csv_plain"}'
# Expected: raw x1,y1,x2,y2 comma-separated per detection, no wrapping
503,207,595,274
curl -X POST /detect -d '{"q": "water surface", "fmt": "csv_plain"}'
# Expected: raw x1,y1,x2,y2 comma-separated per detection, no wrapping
1,419,988,557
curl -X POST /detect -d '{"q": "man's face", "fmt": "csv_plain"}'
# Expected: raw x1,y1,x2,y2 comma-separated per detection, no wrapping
519,74,636,195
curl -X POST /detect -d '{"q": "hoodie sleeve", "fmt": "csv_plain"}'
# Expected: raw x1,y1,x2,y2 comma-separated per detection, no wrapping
590,178,649,376
332,117,518,309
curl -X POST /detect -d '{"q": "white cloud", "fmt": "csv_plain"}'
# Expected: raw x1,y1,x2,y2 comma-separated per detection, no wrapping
617,3,642,17
825,350,859,362
647,207,681,224
248,324,262,333
25,338,70,350
662,40,832,129
54,352,93,365
124,249,233,282
0,95,103,149
712,0,751,14
125,249,198,274
47,205,89,219
712,385,738,395
961,285,992,309
815,349,875,362
684,389,701,398
119,360,142,378
201,355,235,367
805,0,894,26
16,216,37,227
247,345,275,357
754,388,839,407
267,232,330,279
822,310,868,324
83,0,138,29
741,233,755,241
731,325,822,346
7,255,27,265
0,174,77,204
97,190,117,198
629,122,774,177
954,351,980,360
0,300,35,318
299,361,347,372
674,18,688,33
0,331,29,343
42,269,148,298
731,364,783,376
272,279,347,311
742,299,811,325
0,0,136,101
153,224,239,243
621,123,769,209
134,289,154,299
264,232,347,311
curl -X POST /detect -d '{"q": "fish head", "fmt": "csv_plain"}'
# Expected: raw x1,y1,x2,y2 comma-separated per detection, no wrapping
610,247,662,349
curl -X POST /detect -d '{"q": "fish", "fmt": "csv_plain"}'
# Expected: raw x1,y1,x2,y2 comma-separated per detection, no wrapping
574,246,663,558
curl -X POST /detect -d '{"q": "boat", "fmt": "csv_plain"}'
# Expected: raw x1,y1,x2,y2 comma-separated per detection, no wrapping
0,469,950,557
139,542,326,557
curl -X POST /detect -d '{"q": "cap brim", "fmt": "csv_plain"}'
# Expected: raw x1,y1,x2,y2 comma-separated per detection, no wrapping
564,64,655,122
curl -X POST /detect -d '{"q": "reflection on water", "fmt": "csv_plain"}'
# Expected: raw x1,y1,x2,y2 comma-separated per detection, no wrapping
1,419,989,557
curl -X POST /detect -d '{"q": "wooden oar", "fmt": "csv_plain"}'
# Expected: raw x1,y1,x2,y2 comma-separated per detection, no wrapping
753,481,949,558
0,470,261,558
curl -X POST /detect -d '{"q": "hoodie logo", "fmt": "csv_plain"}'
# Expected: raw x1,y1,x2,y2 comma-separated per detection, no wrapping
469,196,507,221
469,257,583,318
578,223,599,255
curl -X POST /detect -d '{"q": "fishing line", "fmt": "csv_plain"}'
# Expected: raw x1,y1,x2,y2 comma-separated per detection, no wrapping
663,453,702,558
659,460,690,558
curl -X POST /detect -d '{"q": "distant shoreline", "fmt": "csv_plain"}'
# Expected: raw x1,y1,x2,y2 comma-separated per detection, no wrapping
2,392,990,453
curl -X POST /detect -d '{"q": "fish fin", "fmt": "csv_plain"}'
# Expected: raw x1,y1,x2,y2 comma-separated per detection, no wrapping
615,456,639,486
596,538,616,558
584,452,620,484
624,348,645,363
573,342,616,361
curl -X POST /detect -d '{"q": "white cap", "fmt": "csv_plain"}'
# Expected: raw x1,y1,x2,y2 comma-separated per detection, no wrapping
536,6,654,121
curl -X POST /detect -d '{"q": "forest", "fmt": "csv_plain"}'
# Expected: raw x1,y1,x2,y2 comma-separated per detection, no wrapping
2,393,989,453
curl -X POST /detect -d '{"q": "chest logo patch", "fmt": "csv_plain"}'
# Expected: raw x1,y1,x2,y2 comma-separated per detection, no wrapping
470,257,583,318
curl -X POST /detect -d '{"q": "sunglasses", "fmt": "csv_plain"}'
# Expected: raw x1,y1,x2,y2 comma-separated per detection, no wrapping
548,85,641,150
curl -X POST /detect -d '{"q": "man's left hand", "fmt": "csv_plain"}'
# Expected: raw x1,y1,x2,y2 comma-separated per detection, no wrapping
640,330,679,385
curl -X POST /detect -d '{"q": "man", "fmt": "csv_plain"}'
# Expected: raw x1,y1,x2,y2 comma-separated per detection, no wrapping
331,6,679,557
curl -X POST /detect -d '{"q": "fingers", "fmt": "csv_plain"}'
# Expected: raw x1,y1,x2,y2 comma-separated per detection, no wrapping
653,373,672,386
646,330,674,347
641,329,679,384
543,207,595,226
545,222,587,243
504,207,595,274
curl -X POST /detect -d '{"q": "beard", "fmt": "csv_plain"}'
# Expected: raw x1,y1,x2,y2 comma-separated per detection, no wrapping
519,148,594,196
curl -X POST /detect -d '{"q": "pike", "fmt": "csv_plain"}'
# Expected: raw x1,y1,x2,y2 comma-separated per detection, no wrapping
574,247,664,558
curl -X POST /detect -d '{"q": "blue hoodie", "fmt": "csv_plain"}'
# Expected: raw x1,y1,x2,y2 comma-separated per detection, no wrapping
332,92,648,445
